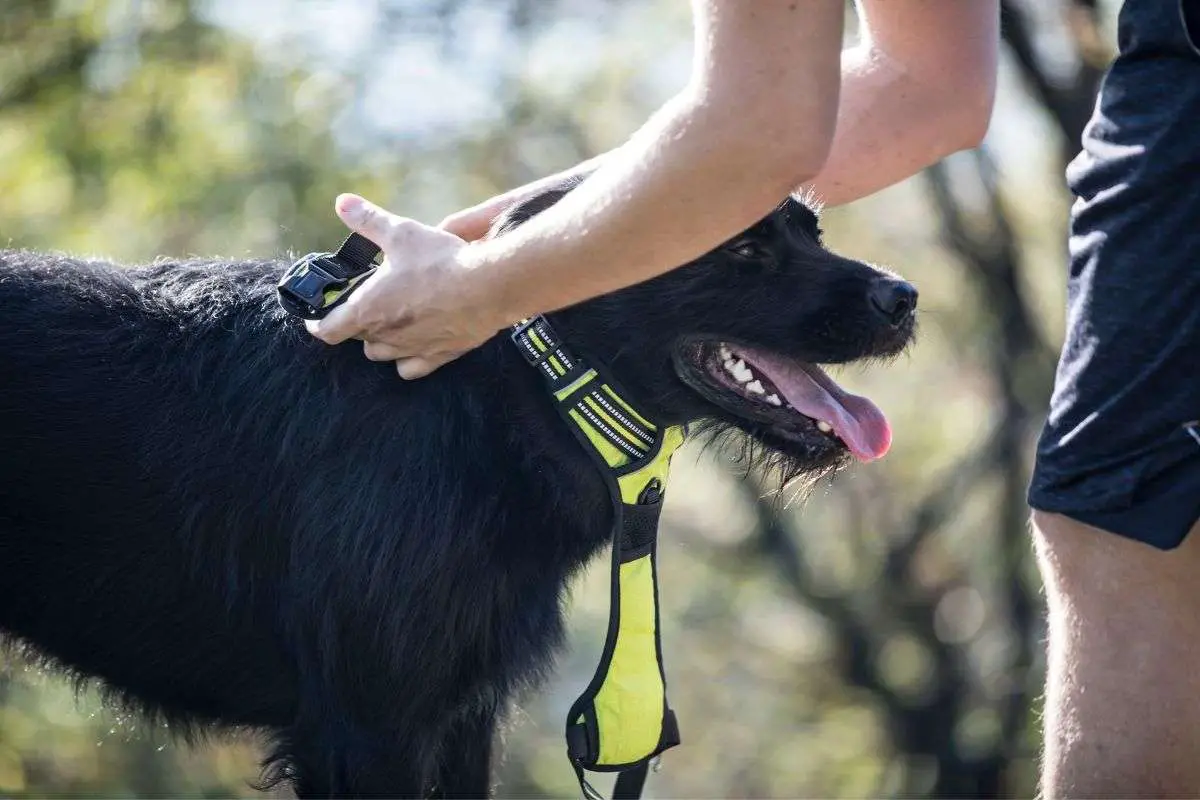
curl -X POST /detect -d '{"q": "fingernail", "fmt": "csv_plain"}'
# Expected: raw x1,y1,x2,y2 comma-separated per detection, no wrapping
336,194,366,219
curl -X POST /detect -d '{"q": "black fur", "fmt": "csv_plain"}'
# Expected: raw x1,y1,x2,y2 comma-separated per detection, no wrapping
0,178,914,797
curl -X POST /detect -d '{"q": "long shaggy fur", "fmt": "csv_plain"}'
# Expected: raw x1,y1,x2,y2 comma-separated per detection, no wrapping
0,178,913,797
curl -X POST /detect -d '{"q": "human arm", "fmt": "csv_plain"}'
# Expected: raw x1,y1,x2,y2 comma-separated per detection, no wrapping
442,0,1001,241
307,0,847,376
803,0,1000,207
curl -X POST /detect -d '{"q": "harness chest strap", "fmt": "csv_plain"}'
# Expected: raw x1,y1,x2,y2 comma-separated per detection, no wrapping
511,316,685,800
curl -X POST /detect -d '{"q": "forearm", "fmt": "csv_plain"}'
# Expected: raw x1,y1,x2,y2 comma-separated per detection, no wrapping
463,86,837,323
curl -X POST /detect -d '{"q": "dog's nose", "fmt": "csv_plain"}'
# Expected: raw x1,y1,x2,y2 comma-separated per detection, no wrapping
868,278,918,326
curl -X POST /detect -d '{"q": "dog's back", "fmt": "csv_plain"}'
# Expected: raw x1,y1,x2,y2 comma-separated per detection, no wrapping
0,250,611,794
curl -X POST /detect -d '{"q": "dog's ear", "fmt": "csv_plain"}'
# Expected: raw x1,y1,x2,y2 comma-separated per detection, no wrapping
488,168,598,239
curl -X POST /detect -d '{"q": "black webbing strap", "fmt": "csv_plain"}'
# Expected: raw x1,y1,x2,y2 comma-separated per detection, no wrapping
333,232,382,275
277,232,381,319
612,764,650,800
570,760,650,800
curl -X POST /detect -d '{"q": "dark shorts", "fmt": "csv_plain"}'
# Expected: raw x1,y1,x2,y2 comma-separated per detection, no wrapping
1027,0,1200,550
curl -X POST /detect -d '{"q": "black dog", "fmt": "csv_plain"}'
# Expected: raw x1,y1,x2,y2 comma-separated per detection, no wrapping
0,178,915,798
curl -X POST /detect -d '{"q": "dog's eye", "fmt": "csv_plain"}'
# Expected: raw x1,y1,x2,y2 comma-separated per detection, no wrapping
728,239,769,260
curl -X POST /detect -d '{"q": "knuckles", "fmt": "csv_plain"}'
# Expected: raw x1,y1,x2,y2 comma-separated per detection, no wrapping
383,217,421,248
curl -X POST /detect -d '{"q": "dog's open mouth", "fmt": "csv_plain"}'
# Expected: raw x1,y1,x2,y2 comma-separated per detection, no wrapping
676,340,893,462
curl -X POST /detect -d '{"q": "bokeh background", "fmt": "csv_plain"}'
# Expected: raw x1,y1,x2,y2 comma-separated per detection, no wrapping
0,0,1115,796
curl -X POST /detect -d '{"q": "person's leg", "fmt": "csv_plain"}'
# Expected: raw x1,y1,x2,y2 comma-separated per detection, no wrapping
1034,510,1200,799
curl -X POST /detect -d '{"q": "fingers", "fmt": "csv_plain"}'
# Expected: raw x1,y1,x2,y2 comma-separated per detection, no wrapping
396,351,462,380
307,195,418,346
438,204,496,243
362,340,405,361
304,290,366,346
305,194,477,378
363,340,463,378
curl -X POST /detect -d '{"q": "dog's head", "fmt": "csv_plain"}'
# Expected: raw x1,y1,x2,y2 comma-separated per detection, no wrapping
493,176,916,477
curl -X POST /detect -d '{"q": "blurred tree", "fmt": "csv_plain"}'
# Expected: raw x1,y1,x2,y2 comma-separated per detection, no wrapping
0,0,400,261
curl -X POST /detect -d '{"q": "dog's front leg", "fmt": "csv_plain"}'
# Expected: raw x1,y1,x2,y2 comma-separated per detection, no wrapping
271,718,442,799
429,705,498,799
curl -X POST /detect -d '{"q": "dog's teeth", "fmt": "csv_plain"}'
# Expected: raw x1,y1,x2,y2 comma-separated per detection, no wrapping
817,420,833,434
718,345,732,361
745,380,764,394
765,394,782,406
728,359,755,383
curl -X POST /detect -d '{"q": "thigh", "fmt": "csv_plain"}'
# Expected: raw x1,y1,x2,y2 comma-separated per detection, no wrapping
1034,510,1200,799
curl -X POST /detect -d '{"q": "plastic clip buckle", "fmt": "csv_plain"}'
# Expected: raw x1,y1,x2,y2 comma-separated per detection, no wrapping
278,252,364,320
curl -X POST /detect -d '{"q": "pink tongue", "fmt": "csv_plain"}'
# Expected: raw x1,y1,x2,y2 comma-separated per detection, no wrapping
738,347,892,462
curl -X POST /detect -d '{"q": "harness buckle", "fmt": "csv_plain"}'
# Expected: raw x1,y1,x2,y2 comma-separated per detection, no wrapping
277,233,382,320
278,254,363,319
636,478,663,505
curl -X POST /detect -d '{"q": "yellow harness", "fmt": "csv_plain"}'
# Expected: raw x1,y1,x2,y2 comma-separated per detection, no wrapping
280,235,685,799
511,316,684,800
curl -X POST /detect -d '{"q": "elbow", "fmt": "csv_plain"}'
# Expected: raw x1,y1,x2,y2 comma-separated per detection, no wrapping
688,83,836,194
738,109,836,195
942,71,997,153
778,134,834,189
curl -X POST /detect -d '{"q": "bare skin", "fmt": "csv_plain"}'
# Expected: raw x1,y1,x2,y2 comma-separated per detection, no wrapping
305,0,999,378
440,0,999,241
1034,510,1200,798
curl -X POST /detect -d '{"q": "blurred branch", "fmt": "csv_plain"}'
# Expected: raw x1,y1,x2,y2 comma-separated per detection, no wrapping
883,425,1008,586
736,478,908,719
1000,0,1109,160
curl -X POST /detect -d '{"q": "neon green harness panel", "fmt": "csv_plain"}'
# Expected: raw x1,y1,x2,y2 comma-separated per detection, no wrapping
510,315,684,799
617,427,684,504
592,553,664,764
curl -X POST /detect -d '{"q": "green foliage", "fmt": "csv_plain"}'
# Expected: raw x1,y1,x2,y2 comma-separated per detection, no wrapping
0,0,394,262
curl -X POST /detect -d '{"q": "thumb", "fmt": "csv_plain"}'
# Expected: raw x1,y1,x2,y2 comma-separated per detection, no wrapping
335,193,409,250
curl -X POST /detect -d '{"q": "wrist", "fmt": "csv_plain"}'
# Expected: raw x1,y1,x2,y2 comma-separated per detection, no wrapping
455,241,528,331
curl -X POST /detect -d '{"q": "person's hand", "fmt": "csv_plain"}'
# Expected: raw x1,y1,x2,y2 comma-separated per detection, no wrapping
305,194,506,379
438,192,522,243
438,152,610,242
